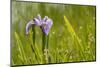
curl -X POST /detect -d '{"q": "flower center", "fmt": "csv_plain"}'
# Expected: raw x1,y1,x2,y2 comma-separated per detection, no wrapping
43,24,46,28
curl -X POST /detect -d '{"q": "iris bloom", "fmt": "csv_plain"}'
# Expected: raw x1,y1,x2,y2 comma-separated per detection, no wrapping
26,14,53,35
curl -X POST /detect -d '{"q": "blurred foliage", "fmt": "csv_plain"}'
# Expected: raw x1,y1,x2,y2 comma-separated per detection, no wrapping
11,1,96,66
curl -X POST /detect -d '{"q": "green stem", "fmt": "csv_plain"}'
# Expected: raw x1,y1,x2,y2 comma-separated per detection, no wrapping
42,32,49,63
31,25,39,63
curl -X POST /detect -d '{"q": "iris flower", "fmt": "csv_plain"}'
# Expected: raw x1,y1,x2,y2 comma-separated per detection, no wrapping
26,14,53,35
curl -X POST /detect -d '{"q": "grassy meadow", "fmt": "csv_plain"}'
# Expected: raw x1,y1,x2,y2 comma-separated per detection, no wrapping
11,1,96,66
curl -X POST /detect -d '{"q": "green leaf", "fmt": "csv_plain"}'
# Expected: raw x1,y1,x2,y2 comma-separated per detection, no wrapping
14,32,28,64
64,16,86,60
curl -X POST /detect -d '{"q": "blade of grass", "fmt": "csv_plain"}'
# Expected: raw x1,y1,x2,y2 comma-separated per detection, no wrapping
12,58,14,65
64,16,86,60
14,32,28,64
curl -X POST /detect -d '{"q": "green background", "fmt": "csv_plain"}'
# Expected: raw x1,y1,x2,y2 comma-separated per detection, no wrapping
11,1,96,66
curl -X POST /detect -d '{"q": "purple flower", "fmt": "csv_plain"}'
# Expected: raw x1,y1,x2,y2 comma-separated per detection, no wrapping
26,20,34,34
26,14,53,35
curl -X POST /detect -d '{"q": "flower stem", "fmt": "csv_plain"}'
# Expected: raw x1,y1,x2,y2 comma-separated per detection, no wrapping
42,33,49,63
31,25,39,63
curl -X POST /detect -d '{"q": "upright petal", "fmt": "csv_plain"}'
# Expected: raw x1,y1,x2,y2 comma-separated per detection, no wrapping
26,20,34,34
37,14,42,21
43,16,48,22
33,18,41,26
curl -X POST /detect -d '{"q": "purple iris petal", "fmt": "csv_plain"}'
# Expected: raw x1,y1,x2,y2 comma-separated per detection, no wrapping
43,16,48,22
42,19,53,35
37,14,42,21
33,18,41,26
26,20,34,34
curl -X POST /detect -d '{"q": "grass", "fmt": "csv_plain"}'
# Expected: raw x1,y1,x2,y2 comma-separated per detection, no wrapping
11,1,96,66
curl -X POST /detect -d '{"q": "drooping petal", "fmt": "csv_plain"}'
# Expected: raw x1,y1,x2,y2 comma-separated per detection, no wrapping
41,18,53,35
42,25,49,35
46,18,53,28
33,18,41,26
26,20,34,34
